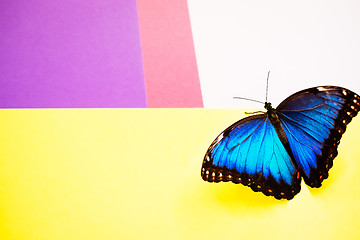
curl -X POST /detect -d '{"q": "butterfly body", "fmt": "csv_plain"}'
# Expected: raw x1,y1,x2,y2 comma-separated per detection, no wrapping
202,86,360,200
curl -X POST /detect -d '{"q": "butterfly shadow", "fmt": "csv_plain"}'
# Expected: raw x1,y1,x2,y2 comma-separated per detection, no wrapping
211,183,288,209
307,153,347,199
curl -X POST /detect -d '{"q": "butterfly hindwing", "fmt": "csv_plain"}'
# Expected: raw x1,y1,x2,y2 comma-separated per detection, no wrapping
277,86,360,187
202,115,301,200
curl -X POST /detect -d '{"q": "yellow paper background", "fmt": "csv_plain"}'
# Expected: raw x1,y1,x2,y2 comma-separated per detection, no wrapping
0,109,360,239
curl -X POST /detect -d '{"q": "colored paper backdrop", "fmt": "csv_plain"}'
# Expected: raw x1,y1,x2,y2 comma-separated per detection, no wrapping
0,0,202,108
2,0,360,108
188,0,360,108
1,1,360,239
0,109,360,239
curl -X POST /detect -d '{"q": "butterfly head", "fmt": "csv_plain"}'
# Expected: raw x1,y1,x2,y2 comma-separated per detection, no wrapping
264,102,273,111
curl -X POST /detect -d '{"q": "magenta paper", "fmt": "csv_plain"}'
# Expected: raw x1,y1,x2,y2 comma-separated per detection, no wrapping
0,0,147,108
137,0,203,108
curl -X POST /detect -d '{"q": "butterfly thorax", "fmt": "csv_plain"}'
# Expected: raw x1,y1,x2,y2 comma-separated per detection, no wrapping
264,102,280,130
264,102,278,124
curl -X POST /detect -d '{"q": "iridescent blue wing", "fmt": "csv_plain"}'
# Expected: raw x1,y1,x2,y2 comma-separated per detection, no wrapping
277,86,360,187
202,114,301,200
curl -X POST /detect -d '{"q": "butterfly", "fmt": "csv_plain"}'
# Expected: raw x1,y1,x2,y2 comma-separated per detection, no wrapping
202,86,360,200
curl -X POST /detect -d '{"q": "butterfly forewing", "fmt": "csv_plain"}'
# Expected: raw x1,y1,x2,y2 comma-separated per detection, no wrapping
277,86,360,187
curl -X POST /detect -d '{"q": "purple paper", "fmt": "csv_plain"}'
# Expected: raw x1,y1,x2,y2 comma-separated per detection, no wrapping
0,0,147,108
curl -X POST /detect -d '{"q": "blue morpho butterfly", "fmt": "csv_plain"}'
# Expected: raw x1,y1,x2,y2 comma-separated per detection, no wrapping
202,74,360,200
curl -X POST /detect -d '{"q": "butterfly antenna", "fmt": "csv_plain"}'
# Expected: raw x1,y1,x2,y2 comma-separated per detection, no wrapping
266,71,270,103
233,97,265,104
